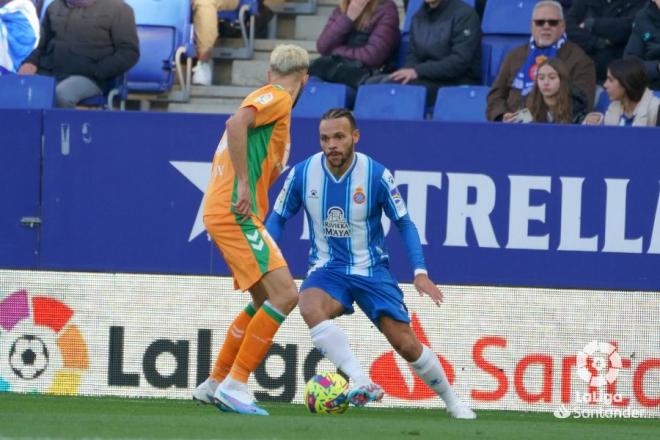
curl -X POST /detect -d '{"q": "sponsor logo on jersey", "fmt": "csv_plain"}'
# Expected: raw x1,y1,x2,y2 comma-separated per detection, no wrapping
254,92,273,105
308,189,319,199
323,207,351,238
390,187,402,203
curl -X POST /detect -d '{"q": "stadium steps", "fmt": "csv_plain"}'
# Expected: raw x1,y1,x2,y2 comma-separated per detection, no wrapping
165,0,405,114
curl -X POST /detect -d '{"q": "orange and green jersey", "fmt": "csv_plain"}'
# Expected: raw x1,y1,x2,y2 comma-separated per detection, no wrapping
204,84,293,220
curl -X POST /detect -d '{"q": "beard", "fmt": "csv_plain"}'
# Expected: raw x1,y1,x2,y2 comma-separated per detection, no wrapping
324,140,354,171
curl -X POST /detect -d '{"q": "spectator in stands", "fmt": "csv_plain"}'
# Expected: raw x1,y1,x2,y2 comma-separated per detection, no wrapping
310,0,400,105
487,0,596,121
624,0,660,90
524,58,588,123
603,57,660,125
366,0,481,107
192,0,277,86
0,0,39,74
18,0,138,108
192,0,239,86
566,0,645,81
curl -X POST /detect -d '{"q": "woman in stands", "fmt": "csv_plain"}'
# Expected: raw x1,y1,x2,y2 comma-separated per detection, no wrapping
311,0,400,104
525,58,588,124
603,57,660,126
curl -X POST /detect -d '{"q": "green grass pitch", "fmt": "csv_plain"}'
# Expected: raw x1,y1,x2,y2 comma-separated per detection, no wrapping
0,393,656,439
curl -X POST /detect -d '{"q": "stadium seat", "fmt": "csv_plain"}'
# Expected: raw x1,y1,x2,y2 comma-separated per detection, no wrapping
654,90,660,98
432,85,489,122
215,0,259,59
481,0,537,35
0,74,55,109
480,0,537,86
123,0,195,103
353,84,426,121
292,83,348,118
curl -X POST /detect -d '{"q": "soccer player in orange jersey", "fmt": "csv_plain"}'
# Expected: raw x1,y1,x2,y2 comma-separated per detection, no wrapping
193,44,309,415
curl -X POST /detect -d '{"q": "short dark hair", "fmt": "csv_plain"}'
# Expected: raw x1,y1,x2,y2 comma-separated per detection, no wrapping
608,58,649,102
320,108,357,130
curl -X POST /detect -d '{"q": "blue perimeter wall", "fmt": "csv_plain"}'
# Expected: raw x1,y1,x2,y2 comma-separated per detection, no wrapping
1,109,659,291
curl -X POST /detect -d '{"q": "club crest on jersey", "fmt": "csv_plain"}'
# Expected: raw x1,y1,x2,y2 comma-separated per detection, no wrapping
353,187,366,204
323,207,351,238
390,187,402,203
254,92,273,105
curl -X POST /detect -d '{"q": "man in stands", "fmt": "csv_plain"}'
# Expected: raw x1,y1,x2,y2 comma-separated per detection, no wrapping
566,0,645,81
366,0,482,107
487,0,596,122
19,0,139,108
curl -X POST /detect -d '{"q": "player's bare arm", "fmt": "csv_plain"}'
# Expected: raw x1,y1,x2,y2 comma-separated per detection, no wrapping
413,273,444,306
226,106,257,221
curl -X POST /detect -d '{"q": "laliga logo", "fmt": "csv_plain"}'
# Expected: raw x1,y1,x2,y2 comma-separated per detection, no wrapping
0,290,89,394
576,340,622,387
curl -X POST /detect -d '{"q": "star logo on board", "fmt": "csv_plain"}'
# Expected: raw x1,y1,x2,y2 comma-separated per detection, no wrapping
170,161,211,242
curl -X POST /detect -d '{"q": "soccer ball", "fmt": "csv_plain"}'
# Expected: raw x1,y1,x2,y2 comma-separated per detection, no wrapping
304,372,349,414
8,335,49,380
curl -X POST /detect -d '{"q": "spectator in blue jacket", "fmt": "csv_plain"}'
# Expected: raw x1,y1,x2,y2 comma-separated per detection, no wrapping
624,0,660,90
19,0,139,108
366,0,481,107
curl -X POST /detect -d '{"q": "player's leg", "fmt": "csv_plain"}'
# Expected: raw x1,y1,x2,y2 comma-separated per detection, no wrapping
298,274,375,397
192,293,266,405
214,266,298,415
378,316,476,419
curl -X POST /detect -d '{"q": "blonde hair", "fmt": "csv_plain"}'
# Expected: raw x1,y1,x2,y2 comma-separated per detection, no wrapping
270,44,310,76
340,0,380,30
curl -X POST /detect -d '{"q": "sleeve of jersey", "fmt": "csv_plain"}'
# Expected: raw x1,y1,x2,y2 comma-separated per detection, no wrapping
272,166,302,220
393,215,426,272
242,88,291,127
379,169,408,221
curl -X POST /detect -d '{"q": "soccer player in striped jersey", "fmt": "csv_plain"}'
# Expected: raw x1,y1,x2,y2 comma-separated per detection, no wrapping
266,109,476,419
192,44,309,416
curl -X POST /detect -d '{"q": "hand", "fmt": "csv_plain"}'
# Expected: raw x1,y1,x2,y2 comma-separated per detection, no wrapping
388,68,418,84
413,273,443,306
502,112,516,123
346,0,370,21
232,179,252,222
18,63,37,75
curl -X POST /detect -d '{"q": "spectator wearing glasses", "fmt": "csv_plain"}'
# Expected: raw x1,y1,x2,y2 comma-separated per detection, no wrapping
487,0,596,121
565,0,645,81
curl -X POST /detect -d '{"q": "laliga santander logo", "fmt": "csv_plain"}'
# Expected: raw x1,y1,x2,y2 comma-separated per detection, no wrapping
576,340,622,387
0,290,89,394
370,313,455,400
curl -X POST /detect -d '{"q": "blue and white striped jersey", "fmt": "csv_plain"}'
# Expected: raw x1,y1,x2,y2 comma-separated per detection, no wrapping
269,152,425,276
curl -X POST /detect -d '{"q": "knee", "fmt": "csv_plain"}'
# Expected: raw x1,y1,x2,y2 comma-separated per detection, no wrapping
270,283,298,315
298,295,323,327
55,87,77,108
391,336,422,363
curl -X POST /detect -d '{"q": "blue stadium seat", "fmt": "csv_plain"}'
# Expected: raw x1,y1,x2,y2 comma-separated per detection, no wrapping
480,0,537,86
215,0,259,59
654,90,660,98
432,85,489,122
292,83,348,118
123,0,195,102
0,74,55,109
353,84,427,121
481,0,537,35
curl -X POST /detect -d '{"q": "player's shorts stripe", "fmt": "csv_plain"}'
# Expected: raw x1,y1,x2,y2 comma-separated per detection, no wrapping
235,216,271,274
